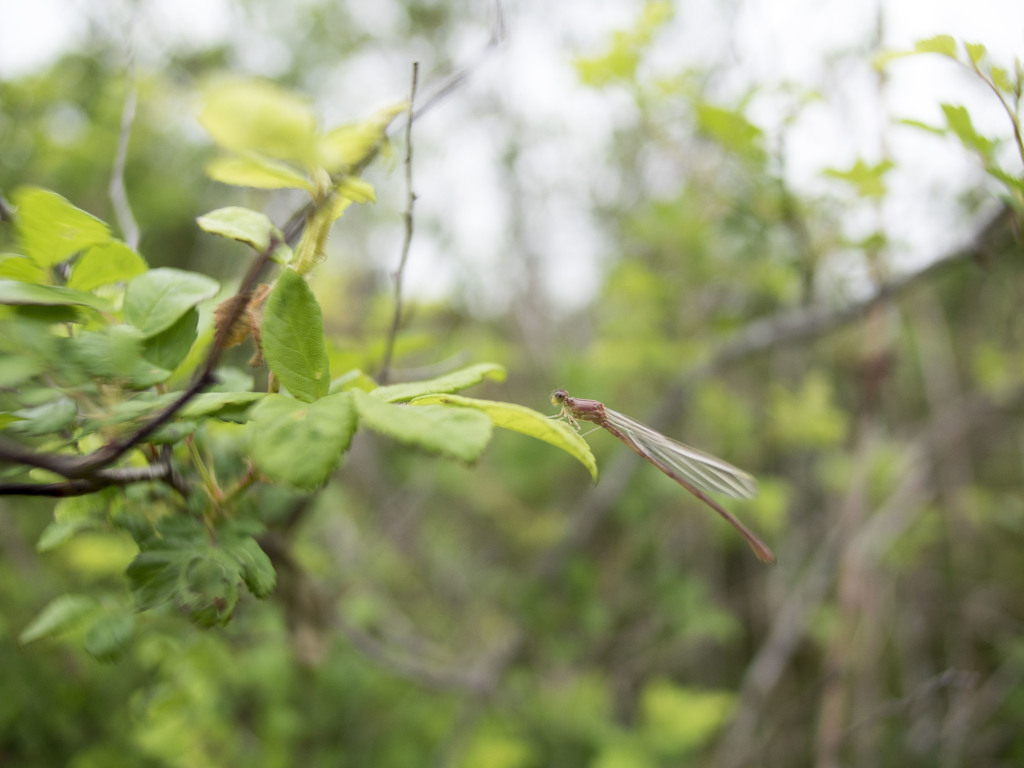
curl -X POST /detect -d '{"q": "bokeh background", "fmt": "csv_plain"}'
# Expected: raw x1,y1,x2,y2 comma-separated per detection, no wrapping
2,1,1024,766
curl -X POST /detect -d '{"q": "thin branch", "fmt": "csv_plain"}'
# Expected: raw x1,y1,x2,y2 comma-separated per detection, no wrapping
278,1,505,273
412,0,505,121
76,233,281,473
379,62,420,385
0,0,508,494
0,189,14,224
0,231,283,489
109,50,140,250
334,614,487,691
969,59,1024,167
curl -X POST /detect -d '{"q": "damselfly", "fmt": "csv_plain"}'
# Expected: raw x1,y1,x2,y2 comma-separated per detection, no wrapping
551,389,775,564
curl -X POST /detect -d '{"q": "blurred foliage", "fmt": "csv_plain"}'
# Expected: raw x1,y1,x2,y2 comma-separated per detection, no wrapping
2,3,1024,768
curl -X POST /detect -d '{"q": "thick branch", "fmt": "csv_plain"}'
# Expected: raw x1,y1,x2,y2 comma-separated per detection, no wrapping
0,458,178,497
694,205,1016,381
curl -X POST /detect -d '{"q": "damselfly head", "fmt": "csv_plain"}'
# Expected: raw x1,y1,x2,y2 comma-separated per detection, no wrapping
551,389,568,406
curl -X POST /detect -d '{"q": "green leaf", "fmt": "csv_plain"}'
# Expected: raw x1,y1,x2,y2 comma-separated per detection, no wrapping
199,77,318,165
140,307,199,373
83,611,135,662
336,177,377,205
0,279,112,312
36,517,98,552
694,103,765,163
573,4,671,88
914,35,958,59
66,240,147,291
247,392,356,489
221,530,276,599
179,391,266,421
19,594,99,644
372,363,507,403
13,186,110,268
769,372,847,449
409,393,599,481
964,42,986,65
11,396,77,435
329,368,379,394
126,550,187,611
73,325,170,388
875,35,960,69
898,118,947,137
639,680,735,755
262,268,330,402
317,102,408,172
179,551,240,627
205,153,312,191
941,104,995,159
197,206,283,252
989,168,1024,201
353,389,492,463
822,159,895,198
0,354,44,388
153,514,209,547
0,413,26,430
990,65,1013,93
123,267,219,338
0,253,48,282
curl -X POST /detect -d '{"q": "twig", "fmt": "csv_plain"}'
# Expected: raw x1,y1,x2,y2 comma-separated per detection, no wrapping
0,189,14,224
277,1,505,265
335,614,487,691
839,669,979,744
109,49,140,250
379,63,420,385
413,0,506,121
967,58,1024,167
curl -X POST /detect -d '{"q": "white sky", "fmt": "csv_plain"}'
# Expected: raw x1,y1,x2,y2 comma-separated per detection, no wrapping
1,0,1022,310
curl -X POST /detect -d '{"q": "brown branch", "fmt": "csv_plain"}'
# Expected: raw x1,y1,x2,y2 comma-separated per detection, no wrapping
0,438,85,478
0,479,111,497
76,235,281,473
0,230,283,491
379,62,420,385
0,457,179,497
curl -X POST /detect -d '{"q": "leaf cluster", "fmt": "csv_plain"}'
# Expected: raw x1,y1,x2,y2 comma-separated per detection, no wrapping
880,35,1024,215
1,79,596,661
